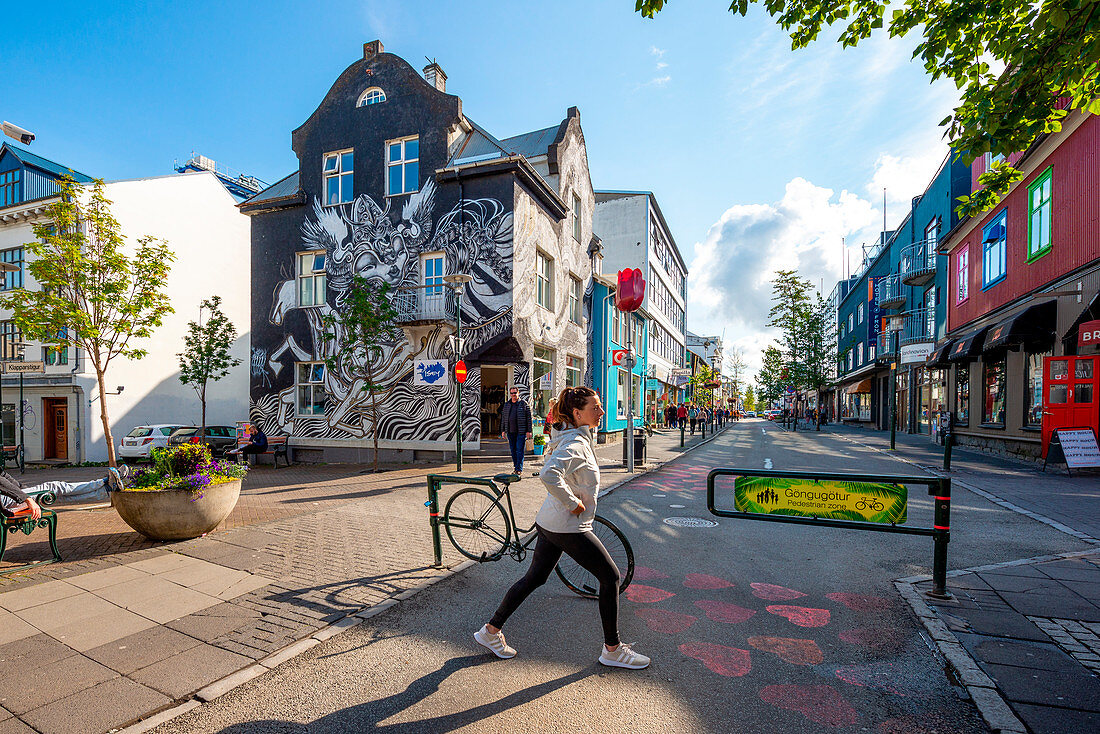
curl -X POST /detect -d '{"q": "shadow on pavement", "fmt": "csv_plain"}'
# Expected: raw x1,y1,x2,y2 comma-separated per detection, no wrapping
211,656,595,733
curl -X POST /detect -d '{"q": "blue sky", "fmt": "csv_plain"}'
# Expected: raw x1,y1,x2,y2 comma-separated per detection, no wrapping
2,0,958,373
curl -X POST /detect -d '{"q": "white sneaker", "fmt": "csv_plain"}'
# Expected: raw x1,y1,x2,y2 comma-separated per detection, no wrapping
474,625,517,659
599,642,650,669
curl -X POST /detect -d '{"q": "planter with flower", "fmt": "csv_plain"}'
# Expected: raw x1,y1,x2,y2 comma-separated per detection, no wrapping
532,433,547,456
113,443,248,541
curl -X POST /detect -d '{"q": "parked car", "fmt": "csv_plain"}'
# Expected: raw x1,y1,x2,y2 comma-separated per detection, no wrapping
168,426,238,457
745,411,757,418
764,410,782,420
119,424,192,461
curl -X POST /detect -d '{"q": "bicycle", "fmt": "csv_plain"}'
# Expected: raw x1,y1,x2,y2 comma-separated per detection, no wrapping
440,473,634,599
855,497,885,512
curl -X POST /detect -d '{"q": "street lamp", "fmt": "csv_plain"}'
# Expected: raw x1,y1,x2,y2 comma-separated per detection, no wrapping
443,273,473,471
887,314,905,450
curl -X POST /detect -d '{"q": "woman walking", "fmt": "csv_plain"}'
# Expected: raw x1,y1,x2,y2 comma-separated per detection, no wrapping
474,386,650,669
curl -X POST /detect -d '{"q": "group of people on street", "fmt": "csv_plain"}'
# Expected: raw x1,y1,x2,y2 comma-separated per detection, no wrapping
661,403,735,434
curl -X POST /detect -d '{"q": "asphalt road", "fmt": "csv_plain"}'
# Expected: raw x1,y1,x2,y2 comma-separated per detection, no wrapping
153,420,1089,733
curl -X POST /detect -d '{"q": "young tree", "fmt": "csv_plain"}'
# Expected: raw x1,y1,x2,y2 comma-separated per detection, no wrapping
725,346,747,407
637,0,1100,215
756,344,786,407
766,269,813,390
321,275,401,473
744,384,757,412
688,363,719,412
1,178,174,466
178,295,242,442
803,291,836,427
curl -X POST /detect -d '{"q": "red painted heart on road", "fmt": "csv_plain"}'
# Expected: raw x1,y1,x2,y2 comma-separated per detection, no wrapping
679,642,752,677
747,636,824,665
625,584,676,603
635,608,697,634
694,600,756,623
759,684,857,727
632,566,670,581
766,605,831,627
826,592,892,611
684,573,734,589
750,582,806,601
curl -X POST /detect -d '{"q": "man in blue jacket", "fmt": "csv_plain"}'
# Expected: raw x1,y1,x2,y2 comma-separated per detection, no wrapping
500,387,533,476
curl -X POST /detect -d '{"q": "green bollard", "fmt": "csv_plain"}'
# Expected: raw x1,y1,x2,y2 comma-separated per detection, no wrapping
426,476,443,567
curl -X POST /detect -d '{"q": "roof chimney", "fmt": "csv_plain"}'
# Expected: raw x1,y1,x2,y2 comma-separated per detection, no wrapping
423,61,447,92
363,40,384,61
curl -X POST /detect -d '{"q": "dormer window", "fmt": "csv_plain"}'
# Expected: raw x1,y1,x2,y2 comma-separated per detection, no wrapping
357,87,386,107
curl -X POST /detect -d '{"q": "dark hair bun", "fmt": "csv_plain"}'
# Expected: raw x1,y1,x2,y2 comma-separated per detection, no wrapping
555,386,598,427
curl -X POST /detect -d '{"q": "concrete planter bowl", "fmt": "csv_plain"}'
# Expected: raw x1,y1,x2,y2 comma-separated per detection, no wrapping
113,479,242,541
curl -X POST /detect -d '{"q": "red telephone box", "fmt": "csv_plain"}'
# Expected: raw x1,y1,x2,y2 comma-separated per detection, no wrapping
1042,356,1100,457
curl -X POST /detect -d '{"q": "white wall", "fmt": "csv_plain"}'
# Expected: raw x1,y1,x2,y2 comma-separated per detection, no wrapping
593,194,648,275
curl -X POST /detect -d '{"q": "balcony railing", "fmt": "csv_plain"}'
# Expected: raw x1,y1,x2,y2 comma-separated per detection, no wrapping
899,308,934,345
876,332,897,361
875,273,905,310
900,239,937,286
393,286,457,324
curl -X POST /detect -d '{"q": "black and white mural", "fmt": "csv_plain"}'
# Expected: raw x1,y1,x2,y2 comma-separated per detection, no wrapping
250,181,513,444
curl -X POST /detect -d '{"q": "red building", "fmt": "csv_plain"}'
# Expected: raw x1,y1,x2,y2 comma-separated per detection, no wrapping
937,111,1100,458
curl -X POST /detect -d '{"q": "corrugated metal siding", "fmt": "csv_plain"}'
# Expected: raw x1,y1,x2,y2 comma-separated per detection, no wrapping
23,168,61,201
950,114,1100,332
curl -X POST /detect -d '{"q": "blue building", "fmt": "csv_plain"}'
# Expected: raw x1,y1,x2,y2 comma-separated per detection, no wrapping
0,143,93,209
589,273,647,441
834,153,971,434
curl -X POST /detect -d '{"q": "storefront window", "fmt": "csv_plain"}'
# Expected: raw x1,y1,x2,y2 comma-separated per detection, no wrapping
983,357,1006,426
1024,350,1051,427
955,365,969,426
533,346,553,419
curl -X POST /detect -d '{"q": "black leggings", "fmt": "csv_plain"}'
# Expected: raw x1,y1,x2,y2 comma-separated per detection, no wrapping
490,525,621,647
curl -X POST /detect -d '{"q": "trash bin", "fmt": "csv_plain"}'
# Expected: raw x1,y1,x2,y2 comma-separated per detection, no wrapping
622,428,647,465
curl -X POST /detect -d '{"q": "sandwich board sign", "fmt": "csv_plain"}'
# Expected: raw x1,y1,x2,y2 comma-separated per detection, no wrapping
1044,427,1100,475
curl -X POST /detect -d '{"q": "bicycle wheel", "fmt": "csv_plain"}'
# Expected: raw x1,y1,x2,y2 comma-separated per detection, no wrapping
443,488,512,562
555,515,634,599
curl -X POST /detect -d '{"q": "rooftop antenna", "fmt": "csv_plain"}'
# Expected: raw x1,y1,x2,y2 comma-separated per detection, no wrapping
883,187,887,240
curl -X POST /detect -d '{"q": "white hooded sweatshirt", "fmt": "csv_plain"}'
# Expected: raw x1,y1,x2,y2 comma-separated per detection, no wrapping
535,425,600,533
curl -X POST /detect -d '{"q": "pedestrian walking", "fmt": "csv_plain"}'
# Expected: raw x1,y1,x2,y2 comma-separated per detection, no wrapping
688,405,699,434
676,403,687,430
474,386,650,669
665,404,676,429
500,386,533,475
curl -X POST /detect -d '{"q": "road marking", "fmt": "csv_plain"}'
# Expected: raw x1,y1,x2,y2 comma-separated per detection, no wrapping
670,504,685,508
764,458,773,469
762,429,767,435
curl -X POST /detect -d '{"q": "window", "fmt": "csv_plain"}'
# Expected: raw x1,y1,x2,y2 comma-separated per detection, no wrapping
297,362,327,417
533,346,553,418
847,351,853,371
386,136,419,196
982,211,1007,289
617,369,628,417
322,150,353,206
1027,167,1053,260
297,251,326,307
0,247,23,290
357,87,386,106
611,306,621,346
924,219,938,250
857,342,864,366
0,170,19,207
566,355,582,387
954,365,969,426
43,328,67,366
633,373,642,415
536,250,553,310
868,342,876,361
421,253,445,294
571,193,582,241
569,276,582,323
848,313,854,332
857,302,864,325
0,321,21,360
956,247,969,304
982,357,1006,426
1024,350,1051,427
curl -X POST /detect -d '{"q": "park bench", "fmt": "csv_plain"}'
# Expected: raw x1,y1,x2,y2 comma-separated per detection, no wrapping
0,490,61,574
234,435,291,468
1,444,24,474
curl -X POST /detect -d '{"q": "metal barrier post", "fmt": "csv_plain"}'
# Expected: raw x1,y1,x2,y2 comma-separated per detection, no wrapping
680,423,685,447
943,432,953,471
425,475,443,567
701,420,706,439
928,478,952,599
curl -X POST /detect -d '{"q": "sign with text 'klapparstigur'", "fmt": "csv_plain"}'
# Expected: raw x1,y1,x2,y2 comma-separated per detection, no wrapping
733,476,907,524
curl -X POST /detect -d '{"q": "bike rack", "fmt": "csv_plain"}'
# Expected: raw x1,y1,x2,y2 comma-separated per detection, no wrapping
425,473,503,568
706,468,952,599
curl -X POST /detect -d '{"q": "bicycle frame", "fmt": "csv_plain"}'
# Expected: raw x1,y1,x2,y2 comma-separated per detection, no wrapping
426,473,536,566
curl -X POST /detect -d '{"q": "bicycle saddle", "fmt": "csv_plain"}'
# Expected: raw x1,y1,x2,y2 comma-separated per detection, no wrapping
493,473,519,485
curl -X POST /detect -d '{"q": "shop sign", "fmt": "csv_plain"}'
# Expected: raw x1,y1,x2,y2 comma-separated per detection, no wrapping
538,371,553,389
646,378,661,391
900,342,934,365
1050,428,1100,469
413,359,449,386
733,476,907,524
1,361,45,374
1079,319,1100,348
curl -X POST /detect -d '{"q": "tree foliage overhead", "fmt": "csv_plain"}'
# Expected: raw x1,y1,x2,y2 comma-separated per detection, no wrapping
636,0,1100,215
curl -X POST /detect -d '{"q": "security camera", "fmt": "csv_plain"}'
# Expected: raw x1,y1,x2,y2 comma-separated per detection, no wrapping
116,386,125,394
2,121,35,145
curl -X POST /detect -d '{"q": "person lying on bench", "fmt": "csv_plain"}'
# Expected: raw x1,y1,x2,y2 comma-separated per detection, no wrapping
0,467,131,519
227,424,267,463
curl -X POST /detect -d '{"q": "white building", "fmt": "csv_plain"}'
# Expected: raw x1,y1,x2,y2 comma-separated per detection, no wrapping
593,190,688,413
0,146,250,462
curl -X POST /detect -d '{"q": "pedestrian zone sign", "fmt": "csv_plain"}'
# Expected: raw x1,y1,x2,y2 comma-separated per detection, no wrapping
733,476,907,524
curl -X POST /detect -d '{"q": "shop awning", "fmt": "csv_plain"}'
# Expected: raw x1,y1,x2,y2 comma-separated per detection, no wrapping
1062,289,1100,342
845,378,873,394
983,300,1057,351
947,327,988,362
925,340,956,367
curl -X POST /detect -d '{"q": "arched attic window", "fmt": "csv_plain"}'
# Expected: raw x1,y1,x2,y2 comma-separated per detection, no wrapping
357,87,386,107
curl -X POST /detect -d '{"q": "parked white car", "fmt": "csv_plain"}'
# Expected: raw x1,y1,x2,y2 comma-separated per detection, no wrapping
118,424,192,461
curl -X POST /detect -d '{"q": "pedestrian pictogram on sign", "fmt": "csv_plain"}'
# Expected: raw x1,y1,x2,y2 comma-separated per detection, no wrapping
454,360,467,384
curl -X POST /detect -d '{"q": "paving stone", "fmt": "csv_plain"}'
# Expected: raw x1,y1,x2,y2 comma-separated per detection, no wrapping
95,575,221,623
0,653,117,714
1038,560,1100,583
11,591,120,633
932,606,1054,642
954,633,1085,673
967,686,1026,734
0,580,82,612
0,614,39,648
984,662,1100,711
65,564,151,591
46,606,156,652
83,625,204,674
128,642,252,699
211,528,280,550
0,718,37,734
1011,703,1100,734
977,564,1050,579
979,572,1077,595
998,592,1100,622
20,676,169,734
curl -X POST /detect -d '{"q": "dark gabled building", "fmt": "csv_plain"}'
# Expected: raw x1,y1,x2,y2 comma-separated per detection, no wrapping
240,41,596,462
